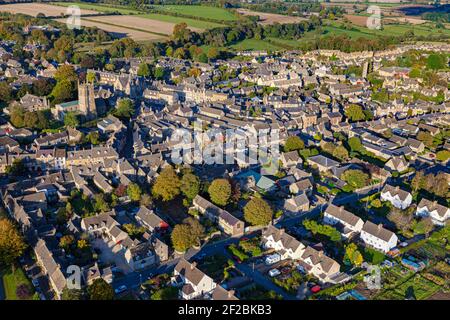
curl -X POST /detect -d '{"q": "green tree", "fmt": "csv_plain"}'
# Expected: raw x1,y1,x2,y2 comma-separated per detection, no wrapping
426,53,446,70
114,98,134,119
436,150,450,162
137,62,152,77
55,65,78,83
64,111,79,128
345,104,366,122
61,288,84,300
180,172,200,200
154,67,165,80
127,183,142,202
347,136,363,153
88,278,114,300
332,145,349,161
208,178,231,207
244,197,273,226
341,169,369,189
284,136,305,152
152,166,181,201
0,218,27,267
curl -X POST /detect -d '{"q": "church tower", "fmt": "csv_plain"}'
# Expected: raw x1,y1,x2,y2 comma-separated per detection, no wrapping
78,82,97,120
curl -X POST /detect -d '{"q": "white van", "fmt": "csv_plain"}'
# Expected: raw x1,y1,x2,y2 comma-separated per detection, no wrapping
265,253,281,265
268,269,281,277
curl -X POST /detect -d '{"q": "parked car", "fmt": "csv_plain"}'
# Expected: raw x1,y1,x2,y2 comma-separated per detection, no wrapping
265,253,281,265
310,285,321,293
399,242,408,248
268,268,281,277
281,266,291,274
114,285,127,295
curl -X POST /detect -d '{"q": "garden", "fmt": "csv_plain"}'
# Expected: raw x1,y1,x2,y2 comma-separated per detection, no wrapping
1,267,38,300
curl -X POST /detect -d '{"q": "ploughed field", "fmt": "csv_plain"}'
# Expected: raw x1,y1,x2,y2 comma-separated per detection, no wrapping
0,2,99,16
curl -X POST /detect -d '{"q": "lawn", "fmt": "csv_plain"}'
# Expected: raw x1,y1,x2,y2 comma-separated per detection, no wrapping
1,267,37,300
152,5,238,21
228,39,284,51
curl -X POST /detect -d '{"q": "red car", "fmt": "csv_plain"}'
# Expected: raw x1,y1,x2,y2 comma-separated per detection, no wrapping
310,285,321,293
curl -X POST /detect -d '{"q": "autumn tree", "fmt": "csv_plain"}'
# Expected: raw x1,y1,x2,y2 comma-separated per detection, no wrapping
152,166,181,201
344,243,363,267
171,224,195,253
332,145,349,161
244,197,273,226
208,178,231,207
0,218,27,267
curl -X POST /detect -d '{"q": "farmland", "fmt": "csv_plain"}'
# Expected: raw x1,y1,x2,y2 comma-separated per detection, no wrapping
54,17,167,41
236,8,306,25
84,15,202,35
152,4,238,22
53,2,225,29
0,2,98,17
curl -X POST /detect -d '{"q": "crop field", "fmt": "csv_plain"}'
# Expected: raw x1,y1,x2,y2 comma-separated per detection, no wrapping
236,8,306,25
54,17,166,41
152,4,238,21
0,2,99,17
53,2,225,29
84,15,202,35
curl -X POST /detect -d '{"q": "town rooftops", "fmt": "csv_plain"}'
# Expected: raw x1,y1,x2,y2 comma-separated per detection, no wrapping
301,246,339,273
381,184,411,202
174,258,210,287
362,221,395,242
263,225,304,253
418,198,448,218
325,204,362,227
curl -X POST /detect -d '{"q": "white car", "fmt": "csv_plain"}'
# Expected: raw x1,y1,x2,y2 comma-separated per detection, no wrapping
114,285,127,295
268,268,281,278
399,242,408,248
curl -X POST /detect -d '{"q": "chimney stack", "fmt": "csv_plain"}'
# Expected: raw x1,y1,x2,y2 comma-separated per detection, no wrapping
191,262,197,270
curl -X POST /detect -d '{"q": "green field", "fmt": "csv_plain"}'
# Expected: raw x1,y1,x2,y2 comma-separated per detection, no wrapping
152,4,238,21
228,39,285,51
1,267,37,300
321,19,450,39
53,1,140,15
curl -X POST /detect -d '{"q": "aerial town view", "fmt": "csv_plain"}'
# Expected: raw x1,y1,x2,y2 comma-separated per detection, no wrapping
0,0,449,306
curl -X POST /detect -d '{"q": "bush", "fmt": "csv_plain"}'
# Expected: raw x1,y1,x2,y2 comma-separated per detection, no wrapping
228,244,249,261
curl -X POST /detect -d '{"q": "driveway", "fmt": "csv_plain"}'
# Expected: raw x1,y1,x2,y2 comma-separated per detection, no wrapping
93,238,132,274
